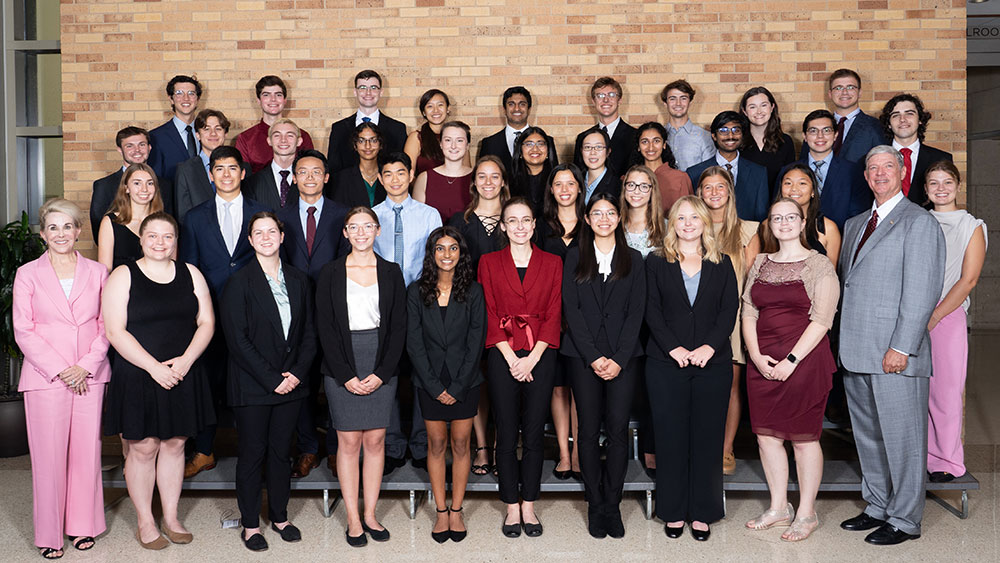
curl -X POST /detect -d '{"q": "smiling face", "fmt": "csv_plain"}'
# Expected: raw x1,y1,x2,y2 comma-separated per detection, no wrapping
354,127,381,161
293,156,328,200
500,202,535,245
267,123,302,158
664,88,691,120
41,211,80,255
354,77,382,111
780,169,815,210
258,85,287,118
210,156,245,197
586,199,620,239
422,94,448,126
926,169,959,208
623,170,653,209
804,116,835,158
433,235,460,273
712,120,743,158
888,100,920,145
249,216,284,258
440,125,469,163
829,76,860,113
592,85,621,120
638,129,664,164
521,133,548,166
344,211,380,252
504,93,530,128
699,174,730,212
197,116,227,153
768,200,805,243
550,169,581,208
474,160,504,201
170,81,199,119
139,218,177,260
380,160,413,201
581,131,608,171
127,171,157,207
673,200,704,243
118,134,150,166
864,152,905,204
742,93,773,127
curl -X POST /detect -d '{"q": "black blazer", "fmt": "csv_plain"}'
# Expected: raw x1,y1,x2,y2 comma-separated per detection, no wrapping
245,167,299,212
316,255,406,386
277,197,350,282
478,129,513,173
328,165,387,208
586,168,622,202
535,218,578,261
644,254,738,366
572,120,638,180
405,282,486,400
173,155,251,223
326,113,407,174
908,143,953,207
448,211,503,275
561,246,646,367
91,170,122,237
221,258,316,407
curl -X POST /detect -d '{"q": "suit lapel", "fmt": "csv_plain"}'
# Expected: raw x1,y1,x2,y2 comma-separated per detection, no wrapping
852,199,908,268
284,207,310,264
690,259,712,309
331,260,356,369
205,200,230,257
231,199,256,257
166,122,189,155
38,253,76,323
500,246,526,297
249,260,285,341
311,198,334,250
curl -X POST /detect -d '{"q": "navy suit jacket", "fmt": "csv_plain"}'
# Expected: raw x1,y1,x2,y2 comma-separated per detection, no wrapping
149,119,197,183
478,130,513,173
907,144,953,207
686,155,770,221
277,197,350,282
801,110,886,165
777,156,870,230
179,195,268,300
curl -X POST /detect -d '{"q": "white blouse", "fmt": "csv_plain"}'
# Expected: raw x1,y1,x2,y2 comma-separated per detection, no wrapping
346,277,380,331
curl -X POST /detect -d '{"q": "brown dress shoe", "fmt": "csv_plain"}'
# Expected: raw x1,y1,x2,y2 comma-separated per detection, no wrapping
327,454,338,476
722,452,736,475
184,453,216,479
291,453,320,478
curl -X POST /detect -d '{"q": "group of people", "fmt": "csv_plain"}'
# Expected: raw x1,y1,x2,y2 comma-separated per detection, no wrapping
11,67,982,558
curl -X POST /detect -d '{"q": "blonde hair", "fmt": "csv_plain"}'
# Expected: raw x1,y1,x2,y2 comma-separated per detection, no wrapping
267,117,300,137
619,164,665,253
661,195,722,264
698,166,745,274
39,198,84,229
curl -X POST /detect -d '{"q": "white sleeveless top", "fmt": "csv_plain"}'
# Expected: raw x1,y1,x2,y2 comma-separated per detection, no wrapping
346,277,380,331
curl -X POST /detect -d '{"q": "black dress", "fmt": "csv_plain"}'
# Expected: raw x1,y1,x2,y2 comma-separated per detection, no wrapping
104,261,215,440
742,133,796,198
534,219,576,386
108,214,142,270
416,305,481,421
449,211,502,275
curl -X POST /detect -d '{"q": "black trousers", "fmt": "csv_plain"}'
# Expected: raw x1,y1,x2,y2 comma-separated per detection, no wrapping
646,356,729,523
194,333,227,455
235,399,303,528
487,347,555,504
568,355,637,507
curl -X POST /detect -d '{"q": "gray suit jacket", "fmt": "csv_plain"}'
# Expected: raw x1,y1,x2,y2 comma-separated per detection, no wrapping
837,196,945,377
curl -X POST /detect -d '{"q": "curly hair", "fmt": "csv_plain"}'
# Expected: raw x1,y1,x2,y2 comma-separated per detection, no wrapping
418,226,474,306
879,93,932,144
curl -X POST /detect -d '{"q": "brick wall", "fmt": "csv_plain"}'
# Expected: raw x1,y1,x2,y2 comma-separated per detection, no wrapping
61,0,967,248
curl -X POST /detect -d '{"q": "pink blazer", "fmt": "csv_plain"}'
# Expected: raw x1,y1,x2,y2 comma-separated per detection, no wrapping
12,252,111,392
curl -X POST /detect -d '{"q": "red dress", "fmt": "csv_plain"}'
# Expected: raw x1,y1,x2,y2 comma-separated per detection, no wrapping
746,257,836,441
424,169,471,224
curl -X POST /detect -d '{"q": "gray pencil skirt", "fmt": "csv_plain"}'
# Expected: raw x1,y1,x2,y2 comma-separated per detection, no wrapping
324,328,396,432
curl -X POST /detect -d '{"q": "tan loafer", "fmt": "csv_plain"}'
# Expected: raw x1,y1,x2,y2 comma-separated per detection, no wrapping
183,452,216,479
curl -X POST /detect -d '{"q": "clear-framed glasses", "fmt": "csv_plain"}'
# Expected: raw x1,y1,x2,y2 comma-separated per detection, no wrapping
769,214,802,224
716,126,742,135
504,217,534,228
356,137,380,146
346,223,378,234
356,85,381,92
594,92,619,100
522,140,547,149
582,144,607,153
173,90,197,97
830,85,858,92
624,182,652,193
806,127,835,136
589,209,619,219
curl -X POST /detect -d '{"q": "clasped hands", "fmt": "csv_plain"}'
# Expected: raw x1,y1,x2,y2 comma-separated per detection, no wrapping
590,357,622,380
58,365,90,395
345,373,383,395
148,355,195,390
668,345,715,369
505,353,539,382
750,353,795,381
274,372,301,395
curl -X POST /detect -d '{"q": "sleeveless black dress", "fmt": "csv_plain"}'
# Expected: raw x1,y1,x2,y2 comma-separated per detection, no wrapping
104,261,215,440
108,214,142,270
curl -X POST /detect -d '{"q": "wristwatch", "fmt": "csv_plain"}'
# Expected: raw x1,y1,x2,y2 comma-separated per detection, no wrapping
786,353,798,365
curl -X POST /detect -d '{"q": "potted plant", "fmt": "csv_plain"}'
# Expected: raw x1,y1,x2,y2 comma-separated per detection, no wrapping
0,211,45,457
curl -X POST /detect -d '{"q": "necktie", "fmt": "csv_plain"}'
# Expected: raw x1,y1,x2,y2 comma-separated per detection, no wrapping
832,116,846,155
600,124,608,133
900,147,913,196
185,125,197,158
813,161,826,194
393,204,404,269
222,201,236,255
306,206,317,256
279,170,291,207
725,162,734,182
852,209,878,265
362,116,372,123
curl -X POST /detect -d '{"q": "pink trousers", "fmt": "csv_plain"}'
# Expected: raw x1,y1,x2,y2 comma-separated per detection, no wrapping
24,384,106,549
927,307,967,476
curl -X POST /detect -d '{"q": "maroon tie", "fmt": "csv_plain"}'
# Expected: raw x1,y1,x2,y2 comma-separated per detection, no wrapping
900,147,913,197
306,206,317,256
832,116,846,155
279,170,291,207
852,209,878,265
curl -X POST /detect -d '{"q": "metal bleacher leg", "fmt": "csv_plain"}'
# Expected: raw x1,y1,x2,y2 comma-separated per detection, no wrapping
322,489,340,518
645,490,652,520
928,489,970,519
632,428,639,461
409,490,416,520
722,490,727,517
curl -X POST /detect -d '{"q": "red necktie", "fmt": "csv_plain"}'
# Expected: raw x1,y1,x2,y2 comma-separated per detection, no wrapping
832,116,846,155
900,147,913,197
306,206,317,256
852,209,878,265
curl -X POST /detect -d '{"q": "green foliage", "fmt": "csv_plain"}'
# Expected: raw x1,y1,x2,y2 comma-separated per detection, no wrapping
0,212,44,395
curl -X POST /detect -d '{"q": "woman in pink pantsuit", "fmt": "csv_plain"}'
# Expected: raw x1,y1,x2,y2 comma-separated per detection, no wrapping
12,199,111,559
925,161,987,482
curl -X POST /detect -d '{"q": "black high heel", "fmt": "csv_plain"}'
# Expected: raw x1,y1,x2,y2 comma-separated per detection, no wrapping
449,506,467,542
431,507,450,544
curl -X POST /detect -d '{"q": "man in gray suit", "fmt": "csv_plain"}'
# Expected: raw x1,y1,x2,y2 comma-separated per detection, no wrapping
837,145,945,545
174,109,247,223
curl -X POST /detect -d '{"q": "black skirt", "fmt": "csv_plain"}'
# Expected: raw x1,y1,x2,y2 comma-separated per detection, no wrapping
418,363,480,421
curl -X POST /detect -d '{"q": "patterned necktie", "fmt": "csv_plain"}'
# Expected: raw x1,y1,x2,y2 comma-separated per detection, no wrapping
306,206,317,256
725,162,734,182
185,125,197,158
832,116,846,155
900,148,913,197
222,201,236,255
279,170,291,207
393,204,404,269
852,209,878,265
813,161,826,194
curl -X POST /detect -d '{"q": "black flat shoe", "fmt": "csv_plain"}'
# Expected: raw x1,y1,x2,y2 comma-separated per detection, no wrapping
271,522,301,542
604,506,624,539
690,524,710,541
362,522,390,542
523,519,543,537
242,530,268,552
664,524,684,539
840,512,886,531
644,467,656,480
587,505,607,539
449,506,467,543
345,529,367,548
570,471,583,481
502,515,521,538
865,523,920,545
432,507,450,544
929,471,959,483
552,467,572,480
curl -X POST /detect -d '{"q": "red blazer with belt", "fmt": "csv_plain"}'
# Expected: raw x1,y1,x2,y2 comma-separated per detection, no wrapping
478,244,562,352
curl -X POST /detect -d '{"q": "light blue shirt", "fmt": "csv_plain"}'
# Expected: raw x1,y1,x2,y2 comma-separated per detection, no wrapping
837,108,862,141
298,196,324,236
585,168,607,203
172,116,199,153
372,196,442,286
715,152,740,183
807,152,834,193
682,268,701,306
667,119,715,172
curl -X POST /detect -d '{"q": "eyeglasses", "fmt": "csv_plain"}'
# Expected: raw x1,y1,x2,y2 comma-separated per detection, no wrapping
356,137,380,146
582,144,607,153
356,85,381,92
522,140,547,149
769,214,802,224
830,85,859,92
172,90,198,97
346,223,378,233
716,126,742,135
624,182,652,193
593,92,619,100
504,217,534,227
589,209,619,219
806,127,835,136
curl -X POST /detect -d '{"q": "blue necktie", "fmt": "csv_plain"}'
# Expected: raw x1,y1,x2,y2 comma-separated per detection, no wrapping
393,204,404,269
362,116,372,123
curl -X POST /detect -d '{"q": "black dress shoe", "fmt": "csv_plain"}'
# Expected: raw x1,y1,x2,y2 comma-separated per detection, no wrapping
865,523,920,545
271,522,301,542
552,467,572,480
432,507,450,543
383,456,404,477
604,505,624,539
587,505,607,539
690,524,710,541
664,524,684,539
345,529,367,547
644,467,656,480
571,471,583,481
929,471,959,483
502,515,521,538
840,512,886,531
362,522,390,542
242,530,268,552
411,457,428,471
523,519,543,537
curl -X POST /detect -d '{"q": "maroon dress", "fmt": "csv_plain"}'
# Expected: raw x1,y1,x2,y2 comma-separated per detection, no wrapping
416,155,442,178
424,168,472,224
746,258,835,441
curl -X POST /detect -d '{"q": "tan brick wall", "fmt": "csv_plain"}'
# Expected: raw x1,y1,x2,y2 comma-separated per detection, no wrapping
62,0,967,249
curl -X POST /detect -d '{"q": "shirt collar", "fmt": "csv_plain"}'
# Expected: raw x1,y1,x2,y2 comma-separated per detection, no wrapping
171,115,194,136
892,139,921,152
215,192,244,208
599,116,621,138
839,108,861,122
668,119,695,133
355,109,381,126
873,190,905,217
594,242,615,280
715,152,739,167
299,196,324,215
807,151,834,167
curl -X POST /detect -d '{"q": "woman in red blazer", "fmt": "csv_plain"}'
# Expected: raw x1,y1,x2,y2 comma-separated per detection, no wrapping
13,199,111,559
477,197,562,539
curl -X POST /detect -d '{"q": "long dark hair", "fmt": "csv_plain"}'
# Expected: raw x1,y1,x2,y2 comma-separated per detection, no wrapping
541,163,585,239
739,86,784,153
510,125,558,195
417,89,449,163
418,226,474,306
575,192,631,283
629,121,678,169
760,164,821,253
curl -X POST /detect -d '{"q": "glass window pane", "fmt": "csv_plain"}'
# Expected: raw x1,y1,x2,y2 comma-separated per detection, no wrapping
13,52,61,128
19,137,63,225
13,0,59,41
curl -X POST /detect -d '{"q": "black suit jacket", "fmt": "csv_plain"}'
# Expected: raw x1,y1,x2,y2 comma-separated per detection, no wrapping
91,169,175,235
328,165,387,208
405,282,486,399
277,197,350,282
908,143,953,207
573,120,638,180
326,113,407,174
561,246,646,367
478,129,513,173
316,255,406,386
245,167,299,212
587,169,622,202
173,155,251,224
644,254,738,366
221,258,316,407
